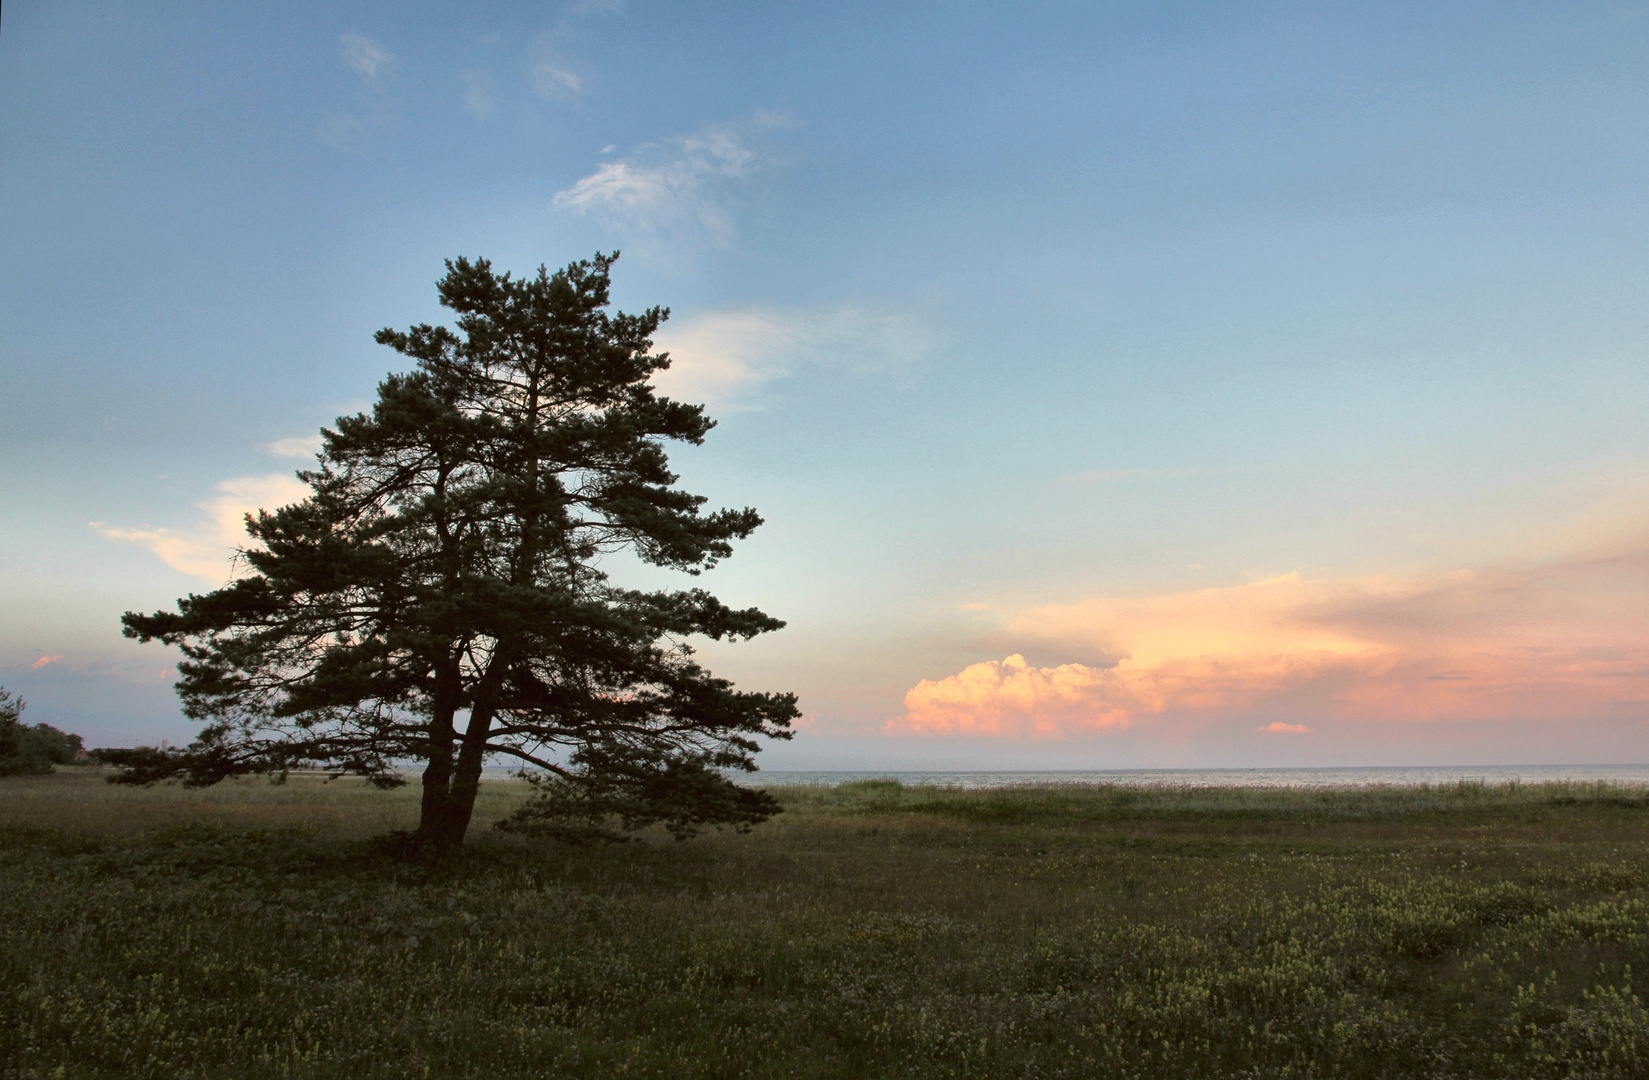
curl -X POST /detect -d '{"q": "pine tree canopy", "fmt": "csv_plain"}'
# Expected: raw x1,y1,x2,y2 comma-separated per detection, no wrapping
120,253,798,853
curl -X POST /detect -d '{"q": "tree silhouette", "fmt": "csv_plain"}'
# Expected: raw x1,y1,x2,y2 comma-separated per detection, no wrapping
121,254,796,854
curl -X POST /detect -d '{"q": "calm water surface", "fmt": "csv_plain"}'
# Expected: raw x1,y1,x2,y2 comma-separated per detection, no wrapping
742,765,1649,789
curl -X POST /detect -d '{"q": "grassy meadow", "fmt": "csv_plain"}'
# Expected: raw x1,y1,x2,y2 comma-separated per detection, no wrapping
4,771,1649,1078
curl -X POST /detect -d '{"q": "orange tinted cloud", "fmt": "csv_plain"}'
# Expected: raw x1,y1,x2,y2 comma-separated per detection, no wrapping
31,655,63,670
894,547,1649,738
901,654,1135,738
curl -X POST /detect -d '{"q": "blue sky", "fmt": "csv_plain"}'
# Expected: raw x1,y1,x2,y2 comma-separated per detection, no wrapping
5,1,1649,768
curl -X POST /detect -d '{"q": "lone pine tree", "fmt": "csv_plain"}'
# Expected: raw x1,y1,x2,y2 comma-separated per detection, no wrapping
121,254,797,855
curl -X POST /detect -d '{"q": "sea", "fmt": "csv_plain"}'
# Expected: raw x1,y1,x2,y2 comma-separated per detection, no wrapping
735,765,1649,789
476,764,1649,788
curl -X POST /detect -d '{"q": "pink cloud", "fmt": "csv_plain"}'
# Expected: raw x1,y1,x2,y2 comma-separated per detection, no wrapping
1258,722,1311,734
892,546,1649,738
31,655,63,670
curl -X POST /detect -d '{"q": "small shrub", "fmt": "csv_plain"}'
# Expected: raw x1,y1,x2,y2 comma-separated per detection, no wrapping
0,686,83,777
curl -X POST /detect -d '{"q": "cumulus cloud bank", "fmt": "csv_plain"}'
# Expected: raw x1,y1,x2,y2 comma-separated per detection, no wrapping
894,549,1649,738
94,474,310,583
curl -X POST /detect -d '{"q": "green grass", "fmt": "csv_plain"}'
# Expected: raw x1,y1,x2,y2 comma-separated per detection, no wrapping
5,770,1649,1078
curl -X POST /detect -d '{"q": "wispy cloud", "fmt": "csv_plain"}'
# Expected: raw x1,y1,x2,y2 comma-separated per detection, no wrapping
324,33,396,150
1056,466,1241,485
340,32,395,87
461,71,498,117
31,655,63,670
524,0,626,104
94,474,311,583
552,114,791,246
650,306,933,407
266,434,323,459
892,544,1649,738
1259,721,1311,734
531,62,583,100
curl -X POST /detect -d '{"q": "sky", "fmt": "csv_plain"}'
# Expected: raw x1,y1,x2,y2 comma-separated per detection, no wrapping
4,1,1649,769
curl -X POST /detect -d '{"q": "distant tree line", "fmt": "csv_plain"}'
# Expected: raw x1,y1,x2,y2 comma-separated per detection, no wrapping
0,686,84,776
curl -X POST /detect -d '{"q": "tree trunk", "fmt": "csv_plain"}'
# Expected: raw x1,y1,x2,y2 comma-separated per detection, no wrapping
412,647,509,856
442,653,508,847
411,657,464,857
412,743,461,856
